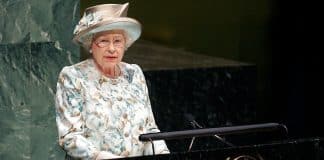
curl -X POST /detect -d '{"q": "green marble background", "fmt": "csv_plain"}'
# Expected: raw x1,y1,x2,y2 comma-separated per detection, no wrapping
0,0,80,159
0,43,72,159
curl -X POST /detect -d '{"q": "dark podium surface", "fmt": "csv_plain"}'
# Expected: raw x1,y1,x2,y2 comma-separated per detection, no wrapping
117,138,323,160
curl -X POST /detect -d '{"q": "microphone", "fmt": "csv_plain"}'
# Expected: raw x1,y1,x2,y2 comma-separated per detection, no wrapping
184,113,235,151
184,113,203,129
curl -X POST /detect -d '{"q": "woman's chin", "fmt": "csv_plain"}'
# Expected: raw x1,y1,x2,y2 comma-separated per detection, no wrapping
103,63,118,69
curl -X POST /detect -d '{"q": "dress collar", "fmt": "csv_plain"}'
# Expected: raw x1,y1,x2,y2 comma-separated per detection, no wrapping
87,58,135,85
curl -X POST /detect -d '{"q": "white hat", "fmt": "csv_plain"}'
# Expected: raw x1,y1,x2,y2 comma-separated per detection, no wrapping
73,3,141,49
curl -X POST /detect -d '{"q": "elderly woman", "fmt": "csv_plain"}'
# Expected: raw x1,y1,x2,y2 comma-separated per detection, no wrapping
55,3,169,160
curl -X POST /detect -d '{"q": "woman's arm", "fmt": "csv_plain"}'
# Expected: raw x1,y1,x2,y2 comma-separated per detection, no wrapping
133,64,170,155
55,67,100,159
143,97,170,155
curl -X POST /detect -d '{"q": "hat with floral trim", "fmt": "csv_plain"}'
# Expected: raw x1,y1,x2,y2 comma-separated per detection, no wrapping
73,3,141,49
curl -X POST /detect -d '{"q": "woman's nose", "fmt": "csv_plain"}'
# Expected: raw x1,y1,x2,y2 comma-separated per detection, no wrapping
107,43,116,54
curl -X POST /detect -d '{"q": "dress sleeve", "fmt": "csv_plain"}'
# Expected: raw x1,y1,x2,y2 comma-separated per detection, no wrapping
133,64,170,155
55,67,99,160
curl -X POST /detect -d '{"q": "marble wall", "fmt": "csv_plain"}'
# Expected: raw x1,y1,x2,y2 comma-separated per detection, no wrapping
1,0,79,45
0,42,75,159
0,0,80,159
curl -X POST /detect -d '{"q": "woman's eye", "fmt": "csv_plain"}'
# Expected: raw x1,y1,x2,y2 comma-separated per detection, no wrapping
100,40,109,43
114,39,122,43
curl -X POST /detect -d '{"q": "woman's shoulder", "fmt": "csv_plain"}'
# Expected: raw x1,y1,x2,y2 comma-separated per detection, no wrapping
121,62,143,73
121,62,147,84
59,59,92,78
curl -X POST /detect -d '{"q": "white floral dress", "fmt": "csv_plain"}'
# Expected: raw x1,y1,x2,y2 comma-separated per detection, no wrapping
55,58,169,160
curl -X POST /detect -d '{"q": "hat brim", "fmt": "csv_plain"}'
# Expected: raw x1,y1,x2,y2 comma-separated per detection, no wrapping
73,17,141,48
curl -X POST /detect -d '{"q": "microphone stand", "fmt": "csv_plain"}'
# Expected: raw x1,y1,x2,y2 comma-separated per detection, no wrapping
187,122,197,152
187,120,235,152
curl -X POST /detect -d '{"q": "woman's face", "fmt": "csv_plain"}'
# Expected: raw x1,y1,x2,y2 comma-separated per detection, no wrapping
91,30,126,70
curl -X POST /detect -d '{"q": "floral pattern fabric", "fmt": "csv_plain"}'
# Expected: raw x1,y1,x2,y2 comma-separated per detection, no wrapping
55,58,169,160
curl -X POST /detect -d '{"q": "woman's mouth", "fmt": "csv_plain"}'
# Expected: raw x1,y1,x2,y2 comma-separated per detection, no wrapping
103,56,118,61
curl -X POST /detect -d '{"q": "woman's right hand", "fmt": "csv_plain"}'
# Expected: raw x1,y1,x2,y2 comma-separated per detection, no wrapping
95,151,123,160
